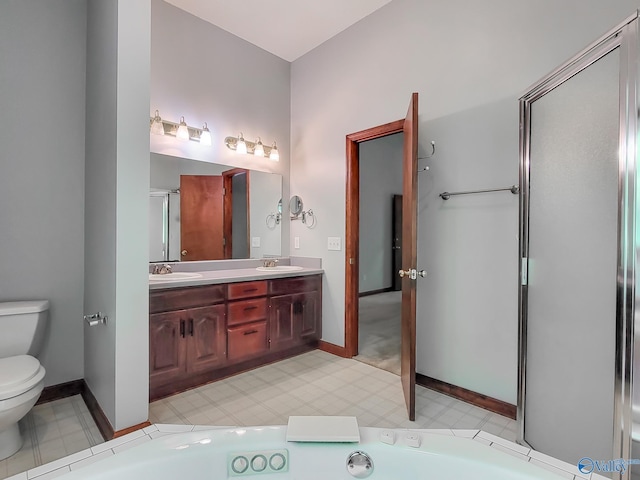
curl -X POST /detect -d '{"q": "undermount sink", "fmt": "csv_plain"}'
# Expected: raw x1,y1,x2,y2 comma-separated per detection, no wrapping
256,265,304,272
149,272,203,281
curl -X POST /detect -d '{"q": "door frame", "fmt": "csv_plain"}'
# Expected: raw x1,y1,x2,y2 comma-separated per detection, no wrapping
222,168,250,259
344,119,404,357
518,13,639,465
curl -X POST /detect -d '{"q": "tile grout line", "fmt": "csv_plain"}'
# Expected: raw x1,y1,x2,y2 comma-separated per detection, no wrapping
72,396,98,447
25,411,42,467
165,401,191,424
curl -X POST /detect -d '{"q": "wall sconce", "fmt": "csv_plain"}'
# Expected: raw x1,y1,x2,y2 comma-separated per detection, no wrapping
149,110,211,145
225,133,279,161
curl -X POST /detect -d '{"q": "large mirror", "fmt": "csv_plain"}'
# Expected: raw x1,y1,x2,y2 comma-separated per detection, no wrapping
149,153,282,262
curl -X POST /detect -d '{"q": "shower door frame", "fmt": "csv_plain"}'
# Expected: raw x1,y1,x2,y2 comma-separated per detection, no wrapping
518,12,639,471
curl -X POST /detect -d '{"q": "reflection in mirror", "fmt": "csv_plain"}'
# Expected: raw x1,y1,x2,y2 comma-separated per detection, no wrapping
150,153,282,262
290,195,304,216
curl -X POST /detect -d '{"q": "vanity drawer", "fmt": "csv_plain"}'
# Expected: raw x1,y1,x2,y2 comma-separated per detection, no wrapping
150,284,226,313
227,321,268,361
268,275,321,296
228,281,267,300
228,298,267,327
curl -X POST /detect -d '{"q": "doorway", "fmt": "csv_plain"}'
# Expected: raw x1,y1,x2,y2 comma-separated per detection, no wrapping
354,133,404,375
344,92,419,420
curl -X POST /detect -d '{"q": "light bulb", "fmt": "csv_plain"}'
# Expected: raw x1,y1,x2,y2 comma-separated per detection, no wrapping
236,133,247,154
200,123,212,146
150,110,164,135
176,116,189,141
254,138,264,157
269,141,279,161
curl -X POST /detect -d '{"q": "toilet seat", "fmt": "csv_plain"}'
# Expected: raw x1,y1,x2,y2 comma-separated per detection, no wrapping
0,355,45,400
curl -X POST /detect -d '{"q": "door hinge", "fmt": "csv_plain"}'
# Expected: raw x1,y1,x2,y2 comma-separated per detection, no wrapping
223,237,226,246
223,187,226,195
521,257,528,286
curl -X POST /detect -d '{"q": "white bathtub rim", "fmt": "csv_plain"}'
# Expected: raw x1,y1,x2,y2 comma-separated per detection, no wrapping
11,425,584,480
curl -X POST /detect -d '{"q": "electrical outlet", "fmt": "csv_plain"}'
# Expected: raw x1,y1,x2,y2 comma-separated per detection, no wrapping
252,237,261,248
327,237,341,251
294,237,300,249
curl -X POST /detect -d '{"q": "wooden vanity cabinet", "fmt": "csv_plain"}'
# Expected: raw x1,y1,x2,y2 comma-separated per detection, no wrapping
149,285,226,397
149,275,322,401
269,276,322,351
227,281,269,361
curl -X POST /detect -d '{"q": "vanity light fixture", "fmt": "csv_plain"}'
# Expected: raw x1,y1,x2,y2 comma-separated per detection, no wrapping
150,110,165,136
200,123,212,146
225,134,279,161
236,133,248,155
269,141,279,162
176,117,189,141
254,138,265,157
149,110,211,145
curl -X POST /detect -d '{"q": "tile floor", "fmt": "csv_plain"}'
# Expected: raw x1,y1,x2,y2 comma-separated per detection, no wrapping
1,350,517,480
0,395,103,479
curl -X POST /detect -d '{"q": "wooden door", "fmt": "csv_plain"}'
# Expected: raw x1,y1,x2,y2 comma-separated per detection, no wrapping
400,93,418,420
180,175,224,261
149,311,187,386
392,194,403,291
186,305,227,373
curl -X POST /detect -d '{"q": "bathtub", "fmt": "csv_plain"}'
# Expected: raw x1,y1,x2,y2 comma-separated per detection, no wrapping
56,426,566,479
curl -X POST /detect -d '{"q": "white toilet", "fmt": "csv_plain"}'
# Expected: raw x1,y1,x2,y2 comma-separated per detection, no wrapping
0,300,48,460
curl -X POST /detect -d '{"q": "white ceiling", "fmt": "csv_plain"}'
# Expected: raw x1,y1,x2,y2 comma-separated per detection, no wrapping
164,0,393,62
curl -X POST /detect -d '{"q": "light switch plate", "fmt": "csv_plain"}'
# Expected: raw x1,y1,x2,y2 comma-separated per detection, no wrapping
252,237,261,247
294,237,300,249
327,237,341,251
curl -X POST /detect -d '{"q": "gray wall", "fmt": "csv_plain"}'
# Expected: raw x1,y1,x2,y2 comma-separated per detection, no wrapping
0,0,86,386
359,134,403,293
85,0,150,430
150,0,291,257
290,0,640,404
249,170,283,258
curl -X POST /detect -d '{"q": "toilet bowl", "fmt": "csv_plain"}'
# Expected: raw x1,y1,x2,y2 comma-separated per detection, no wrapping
0,300,49,460
0,356,46,459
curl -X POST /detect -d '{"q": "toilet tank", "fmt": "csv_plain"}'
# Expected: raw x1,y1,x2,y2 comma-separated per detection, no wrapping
0,300,49,357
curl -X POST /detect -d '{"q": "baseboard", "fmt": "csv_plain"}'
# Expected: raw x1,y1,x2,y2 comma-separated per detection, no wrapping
113,421,152,438
318,340,350,358
81,382,114,440
358,287,394,298
37,379,84,405
416,373,516,420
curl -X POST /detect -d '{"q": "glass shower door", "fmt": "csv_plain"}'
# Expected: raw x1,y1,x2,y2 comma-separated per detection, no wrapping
523,47,620,466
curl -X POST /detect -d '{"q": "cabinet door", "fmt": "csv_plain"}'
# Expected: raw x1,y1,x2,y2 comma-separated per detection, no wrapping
150,311,187,386
299,290,320,340
186,305,227,373
269,294,297,351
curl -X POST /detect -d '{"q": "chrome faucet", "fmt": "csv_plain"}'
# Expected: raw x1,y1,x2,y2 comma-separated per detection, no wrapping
262,258,279,268
152,264,173,275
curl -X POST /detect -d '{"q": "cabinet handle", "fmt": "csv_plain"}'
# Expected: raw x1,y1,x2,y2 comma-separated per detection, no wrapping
189,319,194,336
243,306,258,311
243,329,259,335
243,288,258,293
180,319,185,338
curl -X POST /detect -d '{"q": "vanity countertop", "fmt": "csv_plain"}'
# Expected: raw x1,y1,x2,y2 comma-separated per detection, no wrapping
148,266,324,290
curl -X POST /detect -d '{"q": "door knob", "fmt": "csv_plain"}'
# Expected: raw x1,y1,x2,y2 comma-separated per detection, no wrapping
181,249,187,256
398,268,427,280
398,269,411,278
